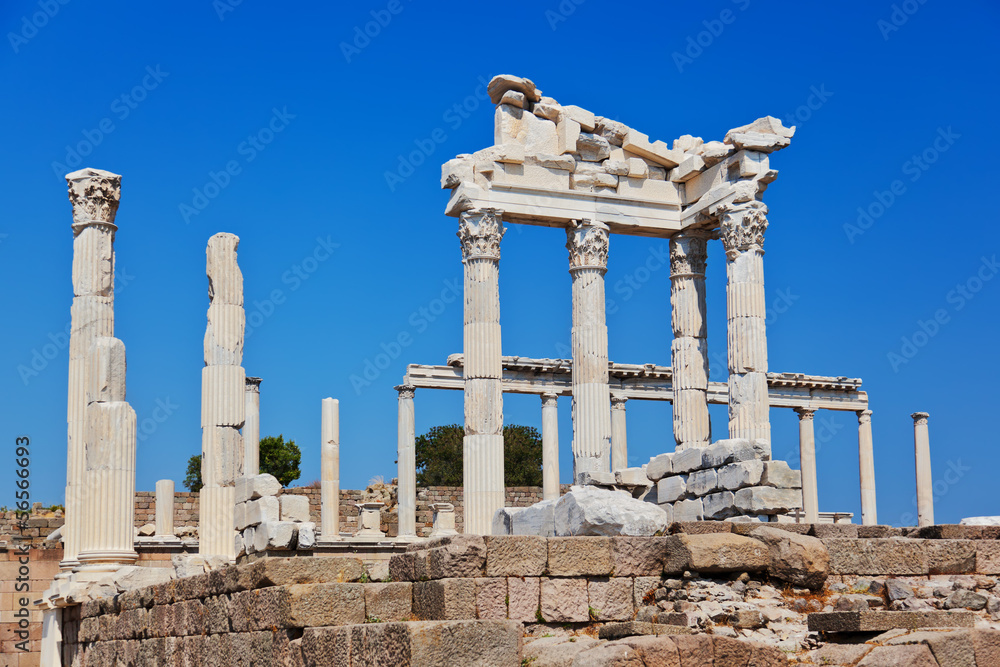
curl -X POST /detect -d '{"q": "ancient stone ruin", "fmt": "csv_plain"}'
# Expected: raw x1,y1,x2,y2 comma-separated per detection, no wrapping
15,76,1000,666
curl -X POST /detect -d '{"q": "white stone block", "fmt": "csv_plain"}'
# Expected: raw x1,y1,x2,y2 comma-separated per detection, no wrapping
575,133,611,162
267,522,298,549
512,499,556,537
253,523,270,552
579,471,616,486
234,532,246,559
761,461,801,489
703,491,737,520
534,153,575,171
234,502,248,531
554,486,668,537
201,365,246,428
615,468,651,486
243,526,255,554
616,176,681,204
673,498,704,522
622,129,683,167
753,439,772,461
557,117,581,155
670,154,706,182
86,337,126,404
245,495,279,527
673,134,704,152
492,507,519,536
687,469,718,496
204,304,245,366
646,453,673,481
297,522,316,549
627,157,648,179
702,439,756,468
441,156,474,189
279,494,310,523
734,487,801,514
561,104,595,132
235,473,282,503
672,447,705,473
718,460,765,491
657,475,687,504
604,159,629,176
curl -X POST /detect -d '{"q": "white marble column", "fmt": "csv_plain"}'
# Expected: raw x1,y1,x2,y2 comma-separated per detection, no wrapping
321,397,340,541
610,394,628,472
669,230,712,450
912,411,934,527
154,479,175,539
199,233,245,561
567,219,611,479
396,385,417,537
459,208,505,535
794,408,819,524
243,377,262,476
857,409,877,525
77,337,138,570
63,168,120,570
718,201,771,446
541,393,560,502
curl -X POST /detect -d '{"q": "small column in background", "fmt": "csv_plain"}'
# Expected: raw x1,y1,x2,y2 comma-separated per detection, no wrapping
912,411,934,527
321,397,341,541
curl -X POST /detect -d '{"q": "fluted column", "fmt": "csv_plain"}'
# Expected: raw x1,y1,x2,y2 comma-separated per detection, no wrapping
794,408,819,524
912,411,933,527
670,230,712,450
610,394,628,472
63,168,120,570
77,337,137,571
567,219,611,479
321,397,340,541
396,385,416,537
857,409,877,525
541,393,560,502
719,200,770,445
243,377,262,476
199,233,245,561
459,208,505,535
154,479,175,539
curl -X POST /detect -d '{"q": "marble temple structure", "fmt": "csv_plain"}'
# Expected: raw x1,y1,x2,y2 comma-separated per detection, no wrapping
394,74,884,533
199,233,246,560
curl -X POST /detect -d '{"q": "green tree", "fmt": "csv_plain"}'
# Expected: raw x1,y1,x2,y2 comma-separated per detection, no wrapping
415,424,542,487
183,434,301,491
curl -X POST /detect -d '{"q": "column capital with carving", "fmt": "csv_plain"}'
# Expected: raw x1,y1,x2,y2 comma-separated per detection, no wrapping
610,394,628,409
67,167,121,233
718,200,767,260
541,392,559,407
857,409,873,423
669,228,712,277
794,407,816,421
566,219,609,272
395,384,416,400
911,411,929,425
458,208,505,261
245,376,262,393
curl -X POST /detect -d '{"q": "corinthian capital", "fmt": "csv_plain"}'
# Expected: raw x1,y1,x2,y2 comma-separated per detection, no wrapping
566,219,609,271
669,229,712,276
718,200,767,259
66,168,122,229
458,208,505,261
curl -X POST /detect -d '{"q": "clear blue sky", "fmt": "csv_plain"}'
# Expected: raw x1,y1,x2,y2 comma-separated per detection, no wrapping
2,1,998,526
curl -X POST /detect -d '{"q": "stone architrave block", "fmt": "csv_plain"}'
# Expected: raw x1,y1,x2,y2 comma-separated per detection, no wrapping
413,579,476,621
201,365,246,427
646,453,673,481
507,577,540,622
734,487,800,514
657,476,687,503
540,577,588,622
588,578,634,621
285,583,365,628
824,538,929,575
718,461,764,491
760,461,801,488
703,491,737,520
235,474,282,503
474,578,508,620
673,498,704,523
672,447,704,474
245,496,280,527
612,537,668,577
484,536,547,577
279,495,310,523
547,537,613,576
204,304,245,366
687,469,718,496
363,582,413,622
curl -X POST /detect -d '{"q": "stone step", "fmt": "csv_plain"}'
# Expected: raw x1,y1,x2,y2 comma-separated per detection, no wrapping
807,610,976,633
598,621,692,640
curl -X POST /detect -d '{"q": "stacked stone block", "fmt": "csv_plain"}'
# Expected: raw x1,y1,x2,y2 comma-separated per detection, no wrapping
235,474,315,557
646,438,802,521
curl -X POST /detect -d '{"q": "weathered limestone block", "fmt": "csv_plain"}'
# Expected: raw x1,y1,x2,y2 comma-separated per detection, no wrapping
474,578,507,620
425,535,487,579
657,475,687,503
413,579,477,621
664,533,768,574
672,447,705,474
547,537,613,576
807,610,974,633
267,521,299,549
751,526,829,590
286,583,365,627
734,486,800,514
703,491,738,520
718,460,764,490
279,494,310,523
824,538,929,575
540,577,588,622
204,304,245,366
575,133,611,161
673,498,704,522
687,468,718,496
484,536,547,577
588,578,634,621
612,537,669,577
926,540,977,575
487,74,541,105
646,453,673,481
623,129,684,167
206,233,243,306
363,582,412,622
702,439,756,468
507,577,540,622
200,365,246,428
235,473,282,503
975,541,1000,574
245,495,280,527
760,460,802,488
238,556,365,589
554,486,668,537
